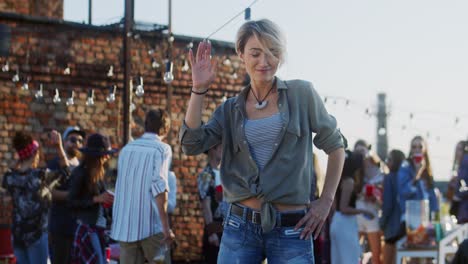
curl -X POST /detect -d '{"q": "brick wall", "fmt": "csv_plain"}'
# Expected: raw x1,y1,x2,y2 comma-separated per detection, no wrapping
0,0,63,19
0,14,245,262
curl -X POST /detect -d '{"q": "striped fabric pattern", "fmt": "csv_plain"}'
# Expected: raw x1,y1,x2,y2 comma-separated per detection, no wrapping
110,133,172,242
244,113,283,170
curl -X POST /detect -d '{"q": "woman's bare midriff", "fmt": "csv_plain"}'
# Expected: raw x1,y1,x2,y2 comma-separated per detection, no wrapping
239,197,307,212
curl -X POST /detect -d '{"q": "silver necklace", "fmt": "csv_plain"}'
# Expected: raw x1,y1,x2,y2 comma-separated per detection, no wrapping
250,78,276,110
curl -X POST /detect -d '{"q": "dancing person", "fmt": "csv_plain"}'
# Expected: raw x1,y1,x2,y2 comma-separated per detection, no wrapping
180,19,345,263
47,126,86,264
330,150,374,264
452,140,468,224
198,144,226,264
398,136,439,224
68,133,117,264
111,109,175,264
380,149,406,264
2,131,69,264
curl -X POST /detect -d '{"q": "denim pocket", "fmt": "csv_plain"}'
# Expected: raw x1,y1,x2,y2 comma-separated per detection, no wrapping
275,227,314,262
220,214,246,250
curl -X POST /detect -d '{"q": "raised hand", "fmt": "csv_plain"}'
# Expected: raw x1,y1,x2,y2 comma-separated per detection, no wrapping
189,41,217,91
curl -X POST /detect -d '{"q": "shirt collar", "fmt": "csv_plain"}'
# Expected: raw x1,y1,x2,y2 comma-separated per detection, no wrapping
141,132,161,141
234,76,286,109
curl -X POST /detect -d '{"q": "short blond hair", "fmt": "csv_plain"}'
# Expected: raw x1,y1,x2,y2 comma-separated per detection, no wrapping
235,19,286,64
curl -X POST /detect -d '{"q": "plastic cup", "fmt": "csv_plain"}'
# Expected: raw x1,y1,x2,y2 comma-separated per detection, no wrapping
413,153,423,164
365,184,374,197
103,190,114,209
105,247,111,261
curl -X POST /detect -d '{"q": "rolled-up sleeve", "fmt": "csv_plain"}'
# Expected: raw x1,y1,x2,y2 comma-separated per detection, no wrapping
151,146,172,197
179,105,224,156
307,84,345,153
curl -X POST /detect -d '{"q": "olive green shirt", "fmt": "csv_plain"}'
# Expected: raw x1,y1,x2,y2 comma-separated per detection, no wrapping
179,78,345,232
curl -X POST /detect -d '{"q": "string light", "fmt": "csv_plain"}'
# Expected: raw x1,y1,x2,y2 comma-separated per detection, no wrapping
245,7,251,20
2,61,9,72
107,65,114,77
53,89,61,104
164,61,174,84
135,76,144,97
151,58,160,69
378,127,387,136
34,84,43,99
66,91,75,106
186,42,194,49
21,78,29,91
181,59,190,72
168,33,175,43
63,64,71,75
86,89,94,106
12,69,19,82
106,85,117,103
223,58,232,66
205,0,261,40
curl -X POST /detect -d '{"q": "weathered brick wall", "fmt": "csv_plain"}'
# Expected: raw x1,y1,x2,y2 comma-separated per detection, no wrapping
0,0,63,19
0,14,245,261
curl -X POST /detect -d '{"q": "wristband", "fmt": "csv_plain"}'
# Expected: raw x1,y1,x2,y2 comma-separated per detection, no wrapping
191,88,208,95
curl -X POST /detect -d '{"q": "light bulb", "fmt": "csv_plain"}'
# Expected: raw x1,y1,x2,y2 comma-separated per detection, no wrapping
35,84,44,99
230,72,238,80
130,102,136,112
12,70,19,82
21,82,29,91
107,65,114,77
378,127,386,136
163,62,174,84
148,49,155,55
135,77,144,97
63,66,71,75
187,42,194,49
86,89,94,106
181,60,190,72
221,95,227,102
106,85,117,103
151,58,160,69
53,89,61,104
2,62,9,72
223,58,231,66
168,33,174,43
66,91,75,106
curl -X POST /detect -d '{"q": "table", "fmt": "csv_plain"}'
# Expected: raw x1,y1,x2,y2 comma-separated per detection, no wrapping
396,224,468,264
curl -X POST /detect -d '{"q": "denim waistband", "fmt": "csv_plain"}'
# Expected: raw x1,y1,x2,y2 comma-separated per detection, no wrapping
229,203,306,227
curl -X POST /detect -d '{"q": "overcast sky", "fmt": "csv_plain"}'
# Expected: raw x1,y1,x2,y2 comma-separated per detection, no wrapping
64,0,468,180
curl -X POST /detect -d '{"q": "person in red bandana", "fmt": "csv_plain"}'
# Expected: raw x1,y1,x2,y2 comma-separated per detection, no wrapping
2,131,69,264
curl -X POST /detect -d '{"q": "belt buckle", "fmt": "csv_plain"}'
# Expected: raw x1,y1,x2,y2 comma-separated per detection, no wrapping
251,211,260,224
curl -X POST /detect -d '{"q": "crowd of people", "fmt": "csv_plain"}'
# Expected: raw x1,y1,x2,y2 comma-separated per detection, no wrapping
1,18,467,264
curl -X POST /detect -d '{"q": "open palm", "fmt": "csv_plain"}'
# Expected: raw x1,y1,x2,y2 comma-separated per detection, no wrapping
189,41,217,89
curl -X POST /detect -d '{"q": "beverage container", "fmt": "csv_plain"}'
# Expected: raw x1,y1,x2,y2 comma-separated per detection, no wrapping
412,153,423,164
365,184,374,197
105,247,111,262
103,190,114,209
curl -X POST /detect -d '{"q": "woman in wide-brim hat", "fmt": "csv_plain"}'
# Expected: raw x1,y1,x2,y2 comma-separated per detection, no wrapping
68,133,118,264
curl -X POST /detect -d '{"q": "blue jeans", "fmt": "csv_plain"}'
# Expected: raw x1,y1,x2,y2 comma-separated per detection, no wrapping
89,231,106,264
218,204,314,264
14,232,49,264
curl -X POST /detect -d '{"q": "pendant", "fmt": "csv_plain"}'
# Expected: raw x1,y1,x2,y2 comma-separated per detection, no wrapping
255,100,268,110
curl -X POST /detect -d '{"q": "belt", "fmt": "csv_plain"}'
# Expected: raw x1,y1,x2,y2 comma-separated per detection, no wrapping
229,203,305,227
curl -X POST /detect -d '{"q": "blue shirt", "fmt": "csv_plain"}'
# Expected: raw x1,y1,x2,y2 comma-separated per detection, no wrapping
397,160,439,221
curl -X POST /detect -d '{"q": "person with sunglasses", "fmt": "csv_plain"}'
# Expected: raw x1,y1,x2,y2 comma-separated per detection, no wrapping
46,126,86,264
